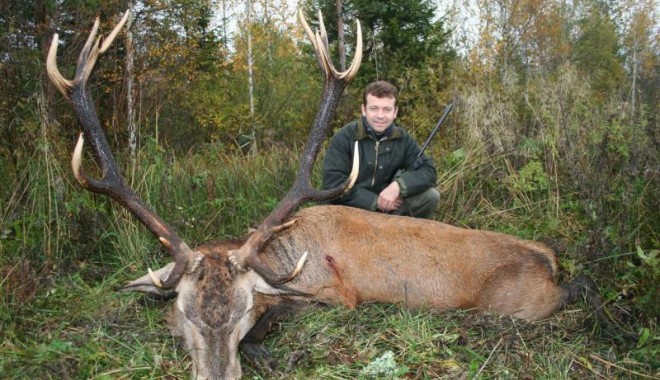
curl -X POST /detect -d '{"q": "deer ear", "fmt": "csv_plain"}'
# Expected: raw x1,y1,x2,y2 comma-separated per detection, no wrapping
119,262,177,297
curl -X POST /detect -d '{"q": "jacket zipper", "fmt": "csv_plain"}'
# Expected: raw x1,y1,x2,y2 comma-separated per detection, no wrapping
371,137,387,187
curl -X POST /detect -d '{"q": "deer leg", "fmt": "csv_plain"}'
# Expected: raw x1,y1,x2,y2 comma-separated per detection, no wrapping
560,275,638,341
239,299,307,360
560,275,607,324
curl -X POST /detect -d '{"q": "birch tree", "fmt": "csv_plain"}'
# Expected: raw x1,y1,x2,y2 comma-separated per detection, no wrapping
126,0,137,167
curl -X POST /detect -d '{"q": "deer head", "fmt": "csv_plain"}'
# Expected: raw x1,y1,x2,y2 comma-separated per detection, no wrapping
47,9,362,379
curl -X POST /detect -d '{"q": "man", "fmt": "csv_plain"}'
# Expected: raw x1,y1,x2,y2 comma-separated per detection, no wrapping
322,80,439,219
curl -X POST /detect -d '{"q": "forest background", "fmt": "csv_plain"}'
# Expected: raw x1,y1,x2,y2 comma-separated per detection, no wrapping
1,0,658,378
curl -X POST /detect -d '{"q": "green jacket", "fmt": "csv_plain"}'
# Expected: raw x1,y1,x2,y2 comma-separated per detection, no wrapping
322,118,437,211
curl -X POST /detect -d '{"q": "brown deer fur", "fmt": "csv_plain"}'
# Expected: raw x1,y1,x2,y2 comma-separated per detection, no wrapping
250,205,563,320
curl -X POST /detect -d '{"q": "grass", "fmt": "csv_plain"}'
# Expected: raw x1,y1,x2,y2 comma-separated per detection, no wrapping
3,283,655,379
251,304,656,379
1,136,658,379
0,270,188,379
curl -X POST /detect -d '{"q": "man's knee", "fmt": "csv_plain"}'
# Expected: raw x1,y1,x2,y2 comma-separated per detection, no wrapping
419,187,440,216
424,187,440,206
404,187,439,219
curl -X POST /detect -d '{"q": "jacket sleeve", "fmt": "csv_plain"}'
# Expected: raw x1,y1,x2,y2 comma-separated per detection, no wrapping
395,132,437,198
322,128,378,211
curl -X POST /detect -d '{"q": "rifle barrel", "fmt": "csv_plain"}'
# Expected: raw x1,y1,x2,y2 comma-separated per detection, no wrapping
418,102,454,157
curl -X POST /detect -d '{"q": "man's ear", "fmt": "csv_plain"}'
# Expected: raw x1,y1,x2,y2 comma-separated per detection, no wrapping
361,103,366,116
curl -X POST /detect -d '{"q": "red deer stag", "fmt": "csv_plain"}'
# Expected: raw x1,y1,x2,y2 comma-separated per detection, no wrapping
48,10,611,380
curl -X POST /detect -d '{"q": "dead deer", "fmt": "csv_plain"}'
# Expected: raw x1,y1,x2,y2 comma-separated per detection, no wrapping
48,10,614,380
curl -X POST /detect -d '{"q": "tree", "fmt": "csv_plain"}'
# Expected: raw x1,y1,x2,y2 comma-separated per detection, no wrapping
134,0,227,148
618,0,658,121
571,4,625,100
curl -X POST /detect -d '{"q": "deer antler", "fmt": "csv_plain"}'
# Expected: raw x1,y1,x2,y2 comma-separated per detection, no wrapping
228,10,362,282
47,11,197,289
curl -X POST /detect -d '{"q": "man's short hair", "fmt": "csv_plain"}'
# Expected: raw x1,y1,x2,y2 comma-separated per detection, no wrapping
363,81,398,105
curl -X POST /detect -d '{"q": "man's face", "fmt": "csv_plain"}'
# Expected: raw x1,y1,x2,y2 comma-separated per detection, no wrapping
361,94,398,133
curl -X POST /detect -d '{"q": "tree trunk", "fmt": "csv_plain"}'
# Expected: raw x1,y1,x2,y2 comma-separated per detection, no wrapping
246,0,257,154
630,42,637,122
336,0,346,71
126,1,137,168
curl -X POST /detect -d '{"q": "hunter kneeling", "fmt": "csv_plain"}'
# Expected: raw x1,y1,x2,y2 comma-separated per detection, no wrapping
322,80,439,218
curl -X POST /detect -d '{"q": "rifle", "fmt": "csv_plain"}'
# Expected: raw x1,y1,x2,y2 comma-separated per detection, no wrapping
396,102,454,177
417,103,454,164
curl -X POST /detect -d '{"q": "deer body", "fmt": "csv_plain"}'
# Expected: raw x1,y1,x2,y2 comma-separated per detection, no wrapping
257,205,562,321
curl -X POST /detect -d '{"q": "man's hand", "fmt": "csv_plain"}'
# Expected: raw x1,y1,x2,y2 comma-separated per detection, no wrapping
378,181,402,212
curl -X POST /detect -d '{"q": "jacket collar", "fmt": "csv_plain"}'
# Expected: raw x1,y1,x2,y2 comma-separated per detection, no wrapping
356,117,403,141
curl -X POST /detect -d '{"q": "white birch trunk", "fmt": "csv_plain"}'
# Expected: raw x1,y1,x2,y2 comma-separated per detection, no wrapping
126,0,137,167
246,0,256,153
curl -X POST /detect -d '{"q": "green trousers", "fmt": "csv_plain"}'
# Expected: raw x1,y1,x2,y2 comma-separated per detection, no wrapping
393,187,440,219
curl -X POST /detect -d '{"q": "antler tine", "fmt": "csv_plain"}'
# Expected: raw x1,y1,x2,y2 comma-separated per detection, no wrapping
75,17,101,86
49,10,195,290
100,11,130,53
317,11,330,55
298,10,329,78
228,9,363,283
339,20,362,80
46,33,74,96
